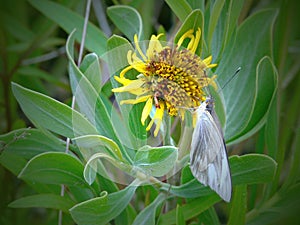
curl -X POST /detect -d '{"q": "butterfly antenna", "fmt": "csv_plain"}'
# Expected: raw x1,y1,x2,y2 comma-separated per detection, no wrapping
220,67,241,90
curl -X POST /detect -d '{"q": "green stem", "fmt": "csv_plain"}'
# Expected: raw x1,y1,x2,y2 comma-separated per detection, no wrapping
164,114,172,146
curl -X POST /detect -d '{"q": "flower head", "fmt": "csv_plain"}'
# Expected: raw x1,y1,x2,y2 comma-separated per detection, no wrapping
113,28,217,136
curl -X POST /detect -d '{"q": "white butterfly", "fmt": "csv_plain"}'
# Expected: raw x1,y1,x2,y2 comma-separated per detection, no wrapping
190,96,232,202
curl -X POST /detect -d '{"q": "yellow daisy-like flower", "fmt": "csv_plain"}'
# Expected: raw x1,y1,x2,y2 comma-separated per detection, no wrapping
113,28,217,137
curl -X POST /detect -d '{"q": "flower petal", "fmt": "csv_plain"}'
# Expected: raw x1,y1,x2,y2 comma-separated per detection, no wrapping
203,55,212,64
146,33,164,59
112,79,144,93
188,28,201,53
114,76,132,86
146,102,165,137
141,97,153,125
177,29,194,48
121,95,152,105
134,34,147,61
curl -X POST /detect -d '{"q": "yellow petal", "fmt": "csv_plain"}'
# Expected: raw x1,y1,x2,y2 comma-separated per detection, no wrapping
141,97,153,125
121,95,152,105
203,56,217,68
206,63,218,68
129,51,144,65
134,34,147,61
112,79,144,93
120,65,133,78
208,75,218,91
177,29,194,48
188,28,201,53
146,33,164,59
203,55,212,65
146,102,164,137
153,103,165,137
114,76,132,86
186,34,195,50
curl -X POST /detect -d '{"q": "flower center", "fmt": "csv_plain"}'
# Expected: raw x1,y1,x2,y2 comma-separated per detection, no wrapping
144,47,208,115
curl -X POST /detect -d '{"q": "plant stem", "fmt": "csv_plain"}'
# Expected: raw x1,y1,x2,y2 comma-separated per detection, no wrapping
163,114,172,146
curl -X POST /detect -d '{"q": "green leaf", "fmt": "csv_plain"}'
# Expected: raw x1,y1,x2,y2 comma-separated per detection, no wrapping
66,31,120,142
264,95,278,159
115,204,137,225
215,9,278,144
233,57,278,142
107,5,143,41
207,0,226,50
106,35,147,149
246,183,300,225
28,0,107,55
18,152,89,188
8,194,75,212
230,154,277,186
12,83,98,138
106,35,133,72
0,128,65,160
70,180,139,225
198,207,220,225
73,135,123,160
132,193,166,225
79,53,102,92
165,0,192,22
0,128,67,176
163,154,277,198
158,195,220,225
133,145,178,177
227,185,247,225
83,152,130,185
176,204,185,225
186,0,205,11
211,0,245,60
0,151,28,176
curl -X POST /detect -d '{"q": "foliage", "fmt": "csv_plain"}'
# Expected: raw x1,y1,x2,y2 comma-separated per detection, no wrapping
1,0,300,224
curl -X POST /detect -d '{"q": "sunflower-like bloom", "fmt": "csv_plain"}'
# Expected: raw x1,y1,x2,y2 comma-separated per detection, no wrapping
112,28,217,136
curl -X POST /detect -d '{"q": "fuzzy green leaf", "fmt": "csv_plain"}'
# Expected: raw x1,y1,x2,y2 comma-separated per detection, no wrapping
134,145,178,177
165,0,192,22
227,185,247,225
176,204,185,225
18,152,87,187
158,195,220,225
164,154,277,198
66,31,120,143
106,35,147,149
12,83,98,138
73,135,123,160
107,5,143,41
79,53,102,92
132,193,166,225
215,9,278,144
70,180,139,225
230,154,277,186
8,194,75,212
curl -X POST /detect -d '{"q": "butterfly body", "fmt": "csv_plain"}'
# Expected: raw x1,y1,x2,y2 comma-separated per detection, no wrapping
190,96,232,202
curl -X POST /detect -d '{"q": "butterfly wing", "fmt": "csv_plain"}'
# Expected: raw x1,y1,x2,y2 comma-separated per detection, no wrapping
190,102,232,202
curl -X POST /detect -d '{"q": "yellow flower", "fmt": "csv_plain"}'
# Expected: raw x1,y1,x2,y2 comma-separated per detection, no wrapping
113,28,217,137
